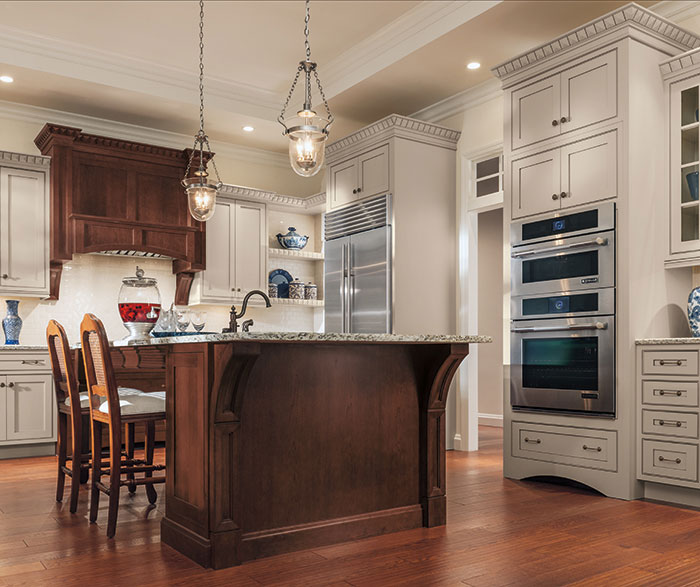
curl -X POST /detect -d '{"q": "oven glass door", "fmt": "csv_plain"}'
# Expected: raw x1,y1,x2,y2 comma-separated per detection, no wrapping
511,316,615,415
511,231,614,296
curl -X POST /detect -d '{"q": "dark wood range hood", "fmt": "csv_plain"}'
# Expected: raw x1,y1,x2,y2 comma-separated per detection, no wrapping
35,123,208,304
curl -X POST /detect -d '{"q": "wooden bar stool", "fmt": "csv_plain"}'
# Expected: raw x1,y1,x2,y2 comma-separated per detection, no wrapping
47,320,90,513
80,313,166,538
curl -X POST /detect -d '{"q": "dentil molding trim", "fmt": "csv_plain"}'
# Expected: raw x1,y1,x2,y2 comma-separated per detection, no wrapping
219,184,325,210
0,149,50,169
660,45,700,77
0,99,289,169
492,3,700,80
326,114,461,157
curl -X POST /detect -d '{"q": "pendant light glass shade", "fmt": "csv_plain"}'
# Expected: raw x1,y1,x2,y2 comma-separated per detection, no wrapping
278,1,333,177
182,0,222,222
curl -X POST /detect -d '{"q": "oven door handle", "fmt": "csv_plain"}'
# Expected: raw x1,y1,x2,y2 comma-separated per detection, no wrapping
511,321,609,334
511,236,609,259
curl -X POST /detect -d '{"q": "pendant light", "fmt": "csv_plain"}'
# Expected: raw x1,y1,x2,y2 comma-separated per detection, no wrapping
182,0,222,222
278,0,334,177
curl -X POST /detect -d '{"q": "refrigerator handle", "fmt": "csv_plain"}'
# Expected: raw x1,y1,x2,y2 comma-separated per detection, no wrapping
342,242,349,333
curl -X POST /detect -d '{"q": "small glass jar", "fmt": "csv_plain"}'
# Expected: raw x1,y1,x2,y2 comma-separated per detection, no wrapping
118,266,161,341
289,278,305,300
304,282,318,300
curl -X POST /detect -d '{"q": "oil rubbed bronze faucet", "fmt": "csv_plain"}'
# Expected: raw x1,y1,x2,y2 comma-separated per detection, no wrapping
222,290,272,333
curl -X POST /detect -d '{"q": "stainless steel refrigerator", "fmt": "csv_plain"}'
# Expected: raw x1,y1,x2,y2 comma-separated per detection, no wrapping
324,195,392,334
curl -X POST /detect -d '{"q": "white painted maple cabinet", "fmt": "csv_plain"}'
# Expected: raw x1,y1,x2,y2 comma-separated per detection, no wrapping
0,152,50,298
0,351,56,459
189,192,266,305
327,143,390,210
496,4,700,500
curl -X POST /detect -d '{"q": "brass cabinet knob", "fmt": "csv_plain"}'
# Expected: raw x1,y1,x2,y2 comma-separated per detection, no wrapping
552,194,559,200
560,192,568,199
1,274,7,279
552,119,559,126
8,382,14,388
0,382,6,388
560,117,568,124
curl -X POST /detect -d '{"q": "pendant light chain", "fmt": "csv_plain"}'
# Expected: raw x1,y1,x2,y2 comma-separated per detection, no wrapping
304,0,311,62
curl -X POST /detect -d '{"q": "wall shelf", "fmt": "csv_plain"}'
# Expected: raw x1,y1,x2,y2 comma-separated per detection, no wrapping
270,298,324,307
268,248,324,260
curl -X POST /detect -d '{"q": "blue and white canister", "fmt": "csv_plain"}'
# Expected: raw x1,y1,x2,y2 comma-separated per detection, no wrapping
688,287,700,337
2,300,22,345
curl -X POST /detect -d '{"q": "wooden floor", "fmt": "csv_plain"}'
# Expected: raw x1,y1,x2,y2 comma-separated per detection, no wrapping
3,427,700,586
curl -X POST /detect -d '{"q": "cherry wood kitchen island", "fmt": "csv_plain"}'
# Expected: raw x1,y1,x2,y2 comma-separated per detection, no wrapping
112,332,489,569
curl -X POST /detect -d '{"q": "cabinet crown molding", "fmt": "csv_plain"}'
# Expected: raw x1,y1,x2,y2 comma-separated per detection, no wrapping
660,46,700,78
326,114,461,159
0,150,50,169
219,184,325,210
491,2,700,82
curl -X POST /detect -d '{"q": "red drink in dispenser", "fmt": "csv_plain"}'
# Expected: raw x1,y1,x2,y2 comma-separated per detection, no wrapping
118,303,161,323
118,266,162,341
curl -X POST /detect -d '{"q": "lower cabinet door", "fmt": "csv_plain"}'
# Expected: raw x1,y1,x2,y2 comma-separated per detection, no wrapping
5,374,53,441
0,383,6,441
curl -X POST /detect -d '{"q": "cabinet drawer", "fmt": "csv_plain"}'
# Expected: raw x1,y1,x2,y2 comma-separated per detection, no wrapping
642,410,699,439
512,422,617,471
642,350,698,376
642,380,699,407
641,439,698,482
0,354,50,372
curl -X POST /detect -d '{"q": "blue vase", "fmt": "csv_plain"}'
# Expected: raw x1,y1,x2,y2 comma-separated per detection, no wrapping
2,300,22,345
687,171,699,201
688,288,700,337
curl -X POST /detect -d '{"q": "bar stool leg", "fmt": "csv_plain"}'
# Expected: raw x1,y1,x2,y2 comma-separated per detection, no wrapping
145,420,157,505
89,421,102,523
125,422,136,494
56,412,67,503
69,416,82,513
106,424,122,538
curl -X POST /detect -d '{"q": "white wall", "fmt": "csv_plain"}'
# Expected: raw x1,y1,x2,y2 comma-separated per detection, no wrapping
0,110,325,345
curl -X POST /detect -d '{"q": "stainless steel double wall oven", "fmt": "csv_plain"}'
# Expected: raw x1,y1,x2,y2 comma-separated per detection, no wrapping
510,203,616,416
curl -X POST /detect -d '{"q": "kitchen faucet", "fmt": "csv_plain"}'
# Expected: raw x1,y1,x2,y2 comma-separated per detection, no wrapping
222,289,272,333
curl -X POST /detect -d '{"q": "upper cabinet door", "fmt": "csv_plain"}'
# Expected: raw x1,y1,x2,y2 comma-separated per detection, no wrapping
234,201,266,296
358,144,390,199
0,168,49,295
560,131,617,210
329,158,359,209
511,149,561,219
511,75,561,150
5,374,53,441
561,52,617,136
202,200,235,300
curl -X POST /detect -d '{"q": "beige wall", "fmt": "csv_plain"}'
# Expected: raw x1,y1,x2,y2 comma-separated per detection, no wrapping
0,113,325,344
477,207,504,418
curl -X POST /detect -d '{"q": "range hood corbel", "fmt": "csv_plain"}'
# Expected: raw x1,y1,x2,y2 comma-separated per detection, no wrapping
35,123,211,304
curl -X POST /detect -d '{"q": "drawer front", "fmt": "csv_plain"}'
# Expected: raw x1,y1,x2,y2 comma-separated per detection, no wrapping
0,353,50,372
641,439,698,482
512,422,617,471
642,409,699,439
642,350,698,376
642,380,699,407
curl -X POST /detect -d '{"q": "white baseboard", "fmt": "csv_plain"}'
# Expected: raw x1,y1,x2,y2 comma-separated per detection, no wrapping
478,413,503,427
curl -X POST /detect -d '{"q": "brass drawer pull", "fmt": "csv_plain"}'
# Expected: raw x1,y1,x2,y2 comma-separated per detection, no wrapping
582,445,602,452
658,360,683,366
657,420,683,427
658,455,682,464
523,437,541,444
657,390,684,397
20,359,44,365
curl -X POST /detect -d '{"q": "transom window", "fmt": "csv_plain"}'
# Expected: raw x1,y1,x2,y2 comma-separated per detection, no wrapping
473,154,503,198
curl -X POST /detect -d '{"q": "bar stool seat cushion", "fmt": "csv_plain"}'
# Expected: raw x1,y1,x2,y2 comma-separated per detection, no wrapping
64,387,156,409
98,388,166,416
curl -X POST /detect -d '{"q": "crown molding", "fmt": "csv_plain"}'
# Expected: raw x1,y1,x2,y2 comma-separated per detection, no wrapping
327,114,461,158
411,78,502,124
0,149,50,169
321,1,501,100
219,184,326,211
0,24,281,122
0,99,289,168
660,46,700,78
491,3,700,81
652,1,700,22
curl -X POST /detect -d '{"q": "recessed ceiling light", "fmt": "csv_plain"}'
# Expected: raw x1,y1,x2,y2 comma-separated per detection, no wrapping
466,62,481,70
242,125,254,132
0,76,13,83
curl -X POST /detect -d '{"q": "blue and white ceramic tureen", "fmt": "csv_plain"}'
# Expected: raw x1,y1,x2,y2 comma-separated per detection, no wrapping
276,227,309,250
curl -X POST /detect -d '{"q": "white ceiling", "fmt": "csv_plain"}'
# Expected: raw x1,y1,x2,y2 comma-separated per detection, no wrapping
0,0,669,155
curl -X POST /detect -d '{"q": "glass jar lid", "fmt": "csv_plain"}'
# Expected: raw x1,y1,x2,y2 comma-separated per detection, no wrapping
121,266,157,288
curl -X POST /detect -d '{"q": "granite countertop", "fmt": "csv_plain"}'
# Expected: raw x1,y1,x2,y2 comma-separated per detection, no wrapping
636,338,700,345
109,332,493,347
0,345,49,351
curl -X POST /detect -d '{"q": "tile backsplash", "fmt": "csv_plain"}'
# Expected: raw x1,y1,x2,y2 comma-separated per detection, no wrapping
2,254,321,346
